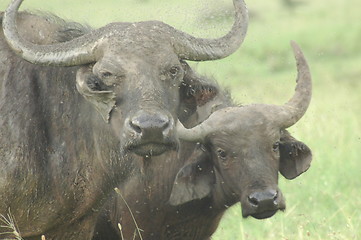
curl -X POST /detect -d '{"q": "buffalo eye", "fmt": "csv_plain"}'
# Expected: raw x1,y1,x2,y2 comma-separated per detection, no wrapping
272,142,280,152
216,148,227,160
86,75,110,91
100,71,113,79
169,66,180,78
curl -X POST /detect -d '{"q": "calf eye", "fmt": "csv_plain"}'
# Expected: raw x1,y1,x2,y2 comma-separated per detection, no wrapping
216,148,227,160
272,142,280,152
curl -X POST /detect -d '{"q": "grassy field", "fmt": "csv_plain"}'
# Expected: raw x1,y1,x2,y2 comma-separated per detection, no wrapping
1,0,360,239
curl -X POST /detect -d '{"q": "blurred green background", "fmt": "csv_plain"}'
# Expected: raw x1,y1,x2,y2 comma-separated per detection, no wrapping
1,0,360,239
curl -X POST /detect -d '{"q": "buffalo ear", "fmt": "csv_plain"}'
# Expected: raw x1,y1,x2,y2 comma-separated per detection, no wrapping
76,67,116,122
169,148,215,206
178,61,218,123
279,130,313,180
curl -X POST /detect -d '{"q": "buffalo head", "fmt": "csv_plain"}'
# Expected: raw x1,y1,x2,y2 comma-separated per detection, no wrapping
170,42,312,219
2,0,248,157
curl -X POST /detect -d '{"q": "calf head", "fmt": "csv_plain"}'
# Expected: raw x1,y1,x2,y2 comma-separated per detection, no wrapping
170,42,312,219
2,0,248,157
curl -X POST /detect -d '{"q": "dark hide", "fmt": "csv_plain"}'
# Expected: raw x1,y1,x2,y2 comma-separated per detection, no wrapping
169,130,312,216
0,12,218,240
0,12,128,240
92,76,226,240
93,82,312,240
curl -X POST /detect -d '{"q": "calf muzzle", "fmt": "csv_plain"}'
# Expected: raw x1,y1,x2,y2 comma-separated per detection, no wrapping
242,189,286,219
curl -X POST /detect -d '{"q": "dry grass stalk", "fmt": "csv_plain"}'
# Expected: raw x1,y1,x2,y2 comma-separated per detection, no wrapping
0,211,46,240
118,223,125,240
0,210,23,240
114,188,143,240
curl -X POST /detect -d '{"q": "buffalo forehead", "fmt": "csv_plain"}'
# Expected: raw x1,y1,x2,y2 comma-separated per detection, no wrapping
209,111,281,147
105,22,175,56
103,40,178,70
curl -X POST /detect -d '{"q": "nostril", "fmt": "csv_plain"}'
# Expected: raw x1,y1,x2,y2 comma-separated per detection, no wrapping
129,120,142,134
271,191,279,207
273,191,278,201
248,195,259,207
161,120,172,134
162,120,170,131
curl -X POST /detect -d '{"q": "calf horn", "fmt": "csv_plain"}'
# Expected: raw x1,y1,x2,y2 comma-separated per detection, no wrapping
177,119,207,142
177,107,239,142
275,41,312,128
177,42,312,141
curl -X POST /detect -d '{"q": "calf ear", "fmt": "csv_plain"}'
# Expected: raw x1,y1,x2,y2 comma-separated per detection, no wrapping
169,148,215,206
279,130,313,180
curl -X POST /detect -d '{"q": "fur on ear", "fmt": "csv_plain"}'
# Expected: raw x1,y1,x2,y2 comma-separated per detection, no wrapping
279,130,313,179
76,67,116,122
169,146,215,206
182,61,218,106
178,61,234,128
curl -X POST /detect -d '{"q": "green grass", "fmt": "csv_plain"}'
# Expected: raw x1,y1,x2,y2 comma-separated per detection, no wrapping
1,0,360,239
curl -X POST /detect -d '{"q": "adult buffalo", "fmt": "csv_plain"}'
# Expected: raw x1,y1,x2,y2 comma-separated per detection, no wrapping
92,42,312,240
0,0,248,239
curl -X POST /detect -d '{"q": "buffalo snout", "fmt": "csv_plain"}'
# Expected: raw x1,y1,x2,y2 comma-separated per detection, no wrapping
128,111,171,137
124,110,177,157
242,188,286,219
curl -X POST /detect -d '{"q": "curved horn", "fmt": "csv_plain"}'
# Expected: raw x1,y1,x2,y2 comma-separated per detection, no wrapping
177,120,207,142
177,107,238,142
2,0,101,66
3,0,248,65
275,41,312,128
171,0,248,61
177,42,311,141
